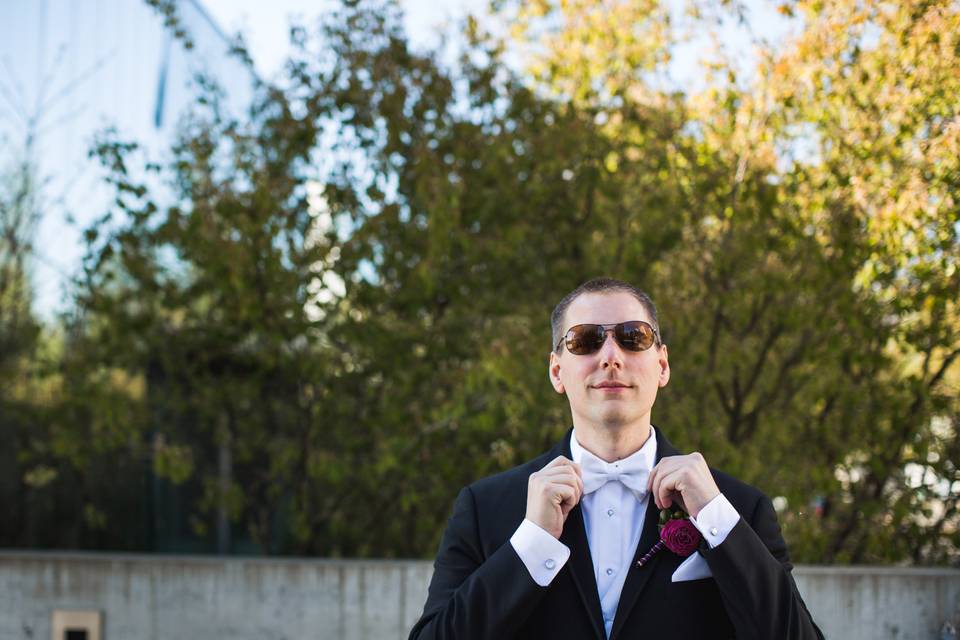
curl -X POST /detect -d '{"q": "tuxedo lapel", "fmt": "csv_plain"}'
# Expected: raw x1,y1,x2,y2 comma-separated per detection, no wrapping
608,428,683,640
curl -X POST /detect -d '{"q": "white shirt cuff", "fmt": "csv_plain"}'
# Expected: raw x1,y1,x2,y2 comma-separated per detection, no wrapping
690,493,740,548
509,519,571,586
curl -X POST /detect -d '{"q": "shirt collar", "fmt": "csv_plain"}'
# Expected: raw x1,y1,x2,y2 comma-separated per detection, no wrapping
570,425,658,472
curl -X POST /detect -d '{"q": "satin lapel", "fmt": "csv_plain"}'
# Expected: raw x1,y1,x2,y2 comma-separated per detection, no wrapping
608,427,682,640
559,503,606,640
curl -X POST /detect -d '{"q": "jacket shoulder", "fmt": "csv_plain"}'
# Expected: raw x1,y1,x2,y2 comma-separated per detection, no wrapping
467,449,555,499
710,467,771,521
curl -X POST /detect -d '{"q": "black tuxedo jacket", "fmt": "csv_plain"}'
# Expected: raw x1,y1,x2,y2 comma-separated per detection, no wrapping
409,428,824,640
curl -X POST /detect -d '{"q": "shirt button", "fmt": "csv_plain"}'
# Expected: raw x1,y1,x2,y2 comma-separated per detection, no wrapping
607,508,615,517
710,527,718,536
606,568,614,576
544,559,556,570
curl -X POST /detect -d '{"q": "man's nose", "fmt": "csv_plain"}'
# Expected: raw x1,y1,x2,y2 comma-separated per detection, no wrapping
597,330,624,368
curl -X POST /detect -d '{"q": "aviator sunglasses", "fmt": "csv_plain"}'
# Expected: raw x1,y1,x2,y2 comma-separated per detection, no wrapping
556,321,661,355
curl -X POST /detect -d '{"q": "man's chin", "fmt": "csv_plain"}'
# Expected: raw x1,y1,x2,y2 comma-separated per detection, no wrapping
597,410,632,430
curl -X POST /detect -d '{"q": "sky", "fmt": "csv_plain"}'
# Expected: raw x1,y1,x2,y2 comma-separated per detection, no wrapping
203,0,491,79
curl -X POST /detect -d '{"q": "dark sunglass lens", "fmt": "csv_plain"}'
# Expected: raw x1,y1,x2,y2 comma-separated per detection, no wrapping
566,324,604,354
617,322,654,351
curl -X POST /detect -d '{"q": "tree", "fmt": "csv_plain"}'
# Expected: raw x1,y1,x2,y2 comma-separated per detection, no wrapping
756,0,960,562
0,118,47,548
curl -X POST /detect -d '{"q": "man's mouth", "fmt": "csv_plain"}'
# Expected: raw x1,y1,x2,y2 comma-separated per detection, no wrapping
593,381,631,389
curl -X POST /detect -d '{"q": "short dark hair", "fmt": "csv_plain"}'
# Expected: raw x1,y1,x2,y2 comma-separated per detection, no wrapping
551,278,661,353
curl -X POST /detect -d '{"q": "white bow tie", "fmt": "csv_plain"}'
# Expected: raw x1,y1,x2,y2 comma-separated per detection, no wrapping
579,453,650,499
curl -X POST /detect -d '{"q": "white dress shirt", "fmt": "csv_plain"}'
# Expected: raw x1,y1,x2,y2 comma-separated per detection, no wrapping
510,427,741,638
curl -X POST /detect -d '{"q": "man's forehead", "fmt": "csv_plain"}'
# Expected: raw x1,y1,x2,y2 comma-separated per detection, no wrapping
563,292,650,326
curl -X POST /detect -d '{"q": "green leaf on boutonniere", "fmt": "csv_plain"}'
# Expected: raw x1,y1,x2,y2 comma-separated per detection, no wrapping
658,503,687,526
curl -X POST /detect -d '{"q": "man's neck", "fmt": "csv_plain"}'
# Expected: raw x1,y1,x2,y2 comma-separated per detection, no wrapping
573,422,653,462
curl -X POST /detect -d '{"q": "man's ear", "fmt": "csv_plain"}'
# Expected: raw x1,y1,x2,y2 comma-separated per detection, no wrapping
658,344,670,388
549,351,565,394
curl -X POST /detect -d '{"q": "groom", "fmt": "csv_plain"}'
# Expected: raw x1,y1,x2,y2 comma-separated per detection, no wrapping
409,278,824,639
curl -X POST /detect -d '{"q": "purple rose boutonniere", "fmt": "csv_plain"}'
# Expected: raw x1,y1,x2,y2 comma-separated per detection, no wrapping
636,506,703,568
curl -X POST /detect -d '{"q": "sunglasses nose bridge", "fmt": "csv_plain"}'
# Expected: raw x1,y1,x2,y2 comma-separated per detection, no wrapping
595,326,625,360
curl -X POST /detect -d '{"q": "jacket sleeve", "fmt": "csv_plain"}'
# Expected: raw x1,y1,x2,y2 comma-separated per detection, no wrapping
701,494,825,640
408,486,550,640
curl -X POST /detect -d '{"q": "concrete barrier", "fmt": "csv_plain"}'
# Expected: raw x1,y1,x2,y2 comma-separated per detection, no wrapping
1,551,957,639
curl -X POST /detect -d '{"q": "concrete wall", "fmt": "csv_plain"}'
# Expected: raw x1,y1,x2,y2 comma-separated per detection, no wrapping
1,552,958,640
797,565,960,640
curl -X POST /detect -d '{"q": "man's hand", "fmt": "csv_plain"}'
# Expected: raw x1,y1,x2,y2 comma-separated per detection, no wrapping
647,452,720,518
526,456,583,539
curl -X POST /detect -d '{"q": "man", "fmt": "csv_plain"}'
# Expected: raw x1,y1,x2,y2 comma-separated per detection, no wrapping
409,278,824,639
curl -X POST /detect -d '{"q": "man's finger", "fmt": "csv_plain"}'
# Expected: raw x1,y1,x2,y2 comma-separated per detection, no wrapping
544,455,575,469
649,465,658,508
650,463,673,510
538,466,582,484
536,472,578,493
647,456,674,494
546,481,577,505
649,461,671,508
656,467,686,512
537,465,583,482
555,470,583,502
